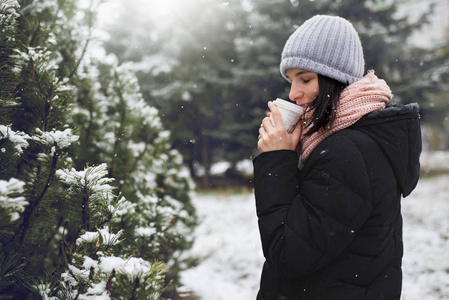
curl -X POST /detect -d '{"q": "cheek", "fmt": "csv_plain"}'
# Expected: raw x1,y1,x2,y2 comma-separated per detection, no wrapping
311,83,319,98
308,87,319,99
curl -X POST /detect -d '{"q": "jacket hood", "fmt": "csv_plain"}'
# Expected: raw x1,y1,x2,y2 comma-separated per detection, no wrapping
352,103,422,197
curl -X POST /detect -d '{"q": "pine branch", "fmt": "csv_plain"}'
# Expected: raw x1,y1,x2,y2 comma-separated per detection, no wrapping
28,54,56,132
44,216,64,259
68,39,91,80
42,87,54,132
29,18,40,48
106,269,115,294
118,143,149,193
96,210,114,229
16,149,59,249
81,183,90,231
130,277,140,300
60,239,78,293
91,235,101,259
60,238,81,300
0,251,27,295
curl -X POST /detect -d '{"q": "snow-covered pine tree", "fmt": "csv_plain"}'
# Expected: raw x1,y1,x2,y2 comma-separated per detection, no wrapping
71,56,198,295
54,163,168,299
0,0,196,298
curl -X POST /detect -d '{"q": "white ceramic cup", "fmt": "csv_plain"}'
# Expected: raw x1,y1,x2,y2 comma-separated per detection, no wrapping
269,98,304,133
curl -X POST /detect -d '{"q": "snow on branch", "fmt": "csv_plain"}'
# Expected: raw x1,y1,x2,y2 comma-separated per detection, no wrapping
12,48,56,74
0,177,27,221
76,226,124,247
33,128,78,149
99,256,157,280
56,163,127,226
56,163,113,194
19,0,57,15
0,0,20,18
0,124,30,154
59,243,166,298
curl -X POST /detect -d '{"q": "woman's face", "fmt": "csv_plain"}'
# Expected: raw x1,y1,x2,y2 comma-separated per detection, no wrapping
286,68,319,109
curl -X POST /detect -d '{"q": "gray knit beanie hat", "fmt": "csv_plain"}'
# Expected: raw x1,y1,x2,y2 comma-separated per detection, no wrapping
280,15,365,85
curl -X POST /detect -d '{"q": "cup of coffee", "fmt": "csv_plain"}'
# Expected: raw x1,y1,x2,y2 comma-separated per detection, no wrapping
269,98,304,133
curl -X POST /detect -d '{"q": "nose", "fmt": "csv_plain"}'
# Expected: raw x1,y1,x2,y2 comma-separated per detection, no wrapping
289,82,304,102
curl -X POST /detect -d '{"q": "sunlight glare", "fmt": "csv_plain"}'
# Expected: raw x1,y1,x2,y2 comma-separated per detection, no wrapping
98,0,209,28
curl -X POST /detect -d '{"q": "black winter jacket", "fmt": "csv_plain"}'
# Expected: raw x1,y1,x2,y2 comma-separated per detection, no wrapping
253,103,421,300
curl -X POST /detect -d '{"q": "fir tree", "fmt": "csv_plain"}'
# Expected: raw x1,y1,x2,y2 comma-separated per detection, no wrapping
415,24,449,149
0,0,197,298
71,57,197,294
103,0,245,186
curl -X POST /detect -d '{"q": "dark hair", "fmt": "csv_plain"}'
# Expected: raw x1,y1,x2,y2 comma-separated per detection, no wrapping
303,74,348,136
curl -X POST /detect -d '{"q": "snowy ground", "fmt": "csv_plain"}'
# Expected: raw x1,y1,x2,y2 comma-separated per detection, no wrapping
401,174,449,300
180,154,449,300
180,190,263,300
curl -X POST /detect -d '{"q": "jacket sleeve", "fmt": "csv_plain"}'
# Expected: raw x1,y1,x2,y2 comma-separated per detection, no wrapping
253,137,372,278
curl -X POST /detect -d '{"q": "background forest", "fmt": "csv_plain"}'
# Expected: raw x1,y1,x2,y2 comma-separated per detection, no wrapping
0,0,448,299
101,0,449,187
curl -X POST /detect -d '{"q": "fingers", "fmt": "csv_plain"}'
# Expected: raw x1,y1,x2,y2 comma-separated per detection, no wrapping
258,121,269,139
257,101,301,153
267,101,284,130
258,120,270,152
261,116,272,129
257,127,265,152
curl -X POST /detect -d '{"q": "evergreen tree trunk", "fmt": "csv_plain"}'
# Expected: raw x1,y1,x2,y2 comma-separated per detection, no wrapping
201,133,211,188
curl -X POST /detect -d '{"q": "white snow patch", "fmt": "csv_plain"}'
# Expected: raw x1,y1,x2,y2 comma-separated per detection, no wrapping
99,256,153,279
0,125,30,154
33,128,78,149
180,192,263,299
210,161,231,175
402,174,449,300
77,231,99,245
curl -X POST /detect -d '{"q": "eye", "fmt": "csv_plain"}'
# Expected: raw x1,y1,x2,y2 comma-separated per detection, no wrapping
303,79,311,83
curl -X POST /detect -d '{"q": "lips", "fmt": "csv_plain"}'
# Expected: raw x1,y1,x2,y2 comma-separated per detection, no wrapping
296,98,317,109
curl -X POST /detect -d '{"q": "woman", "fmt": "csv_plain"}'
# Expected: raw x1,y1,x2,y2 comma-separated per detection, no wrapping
254,15,421,300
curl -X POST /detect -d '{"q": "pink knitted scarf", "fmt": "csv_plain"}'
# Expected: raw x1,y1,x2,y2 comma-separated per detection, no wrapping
300,71,393,162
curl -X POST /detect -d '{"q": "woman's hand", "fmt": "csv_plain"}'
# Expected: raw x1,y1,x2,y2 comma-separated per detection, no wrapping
257,101,302,153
